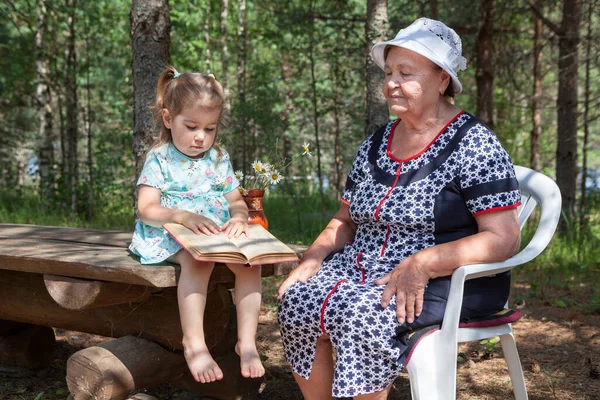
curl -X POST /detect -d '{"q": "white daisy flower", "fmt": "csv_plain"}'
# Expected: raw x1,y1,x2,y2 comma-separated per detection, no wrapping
252,160,263,173
268,169,282,185
234,170,244,180
302,142,312,156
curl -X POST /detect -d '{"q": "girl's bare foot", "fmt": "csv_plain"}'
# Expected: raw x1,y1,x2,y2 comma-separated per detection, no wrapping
235,342,265,378
184,344,223,383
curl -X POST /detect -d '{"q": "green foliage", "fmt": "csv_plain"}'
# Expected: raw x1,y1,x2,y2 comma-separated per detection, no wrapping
480,336,500,352
264,190,339,244
515,203,600,313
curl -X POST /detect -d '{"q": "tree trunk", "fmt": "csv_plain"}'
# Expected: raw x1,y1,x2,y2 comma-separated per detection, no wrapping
236,0,248,175
204,0,212,74
365,0,389,136
430,0,438,19
64,0,78,215
332,63,343,199
220,0,230,106
130,0,171,195
579,0,594,228
476,0,495,129
530,0,543,171
36,0,55,211
84,14,94,221
308,3,325,215
555,0,581,228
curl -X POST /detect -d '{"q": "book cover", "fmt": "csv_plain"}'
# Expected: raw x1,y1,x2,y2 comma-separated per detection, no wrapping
163,223,299,265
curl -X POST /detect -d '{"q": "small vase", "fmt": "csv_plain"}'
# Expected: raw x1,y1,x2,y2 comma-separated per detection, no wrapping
242,189,268,230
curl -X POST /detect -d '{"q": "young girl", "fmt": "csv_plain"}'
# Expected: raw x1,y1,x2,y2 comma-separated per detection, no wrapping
129,66,265,383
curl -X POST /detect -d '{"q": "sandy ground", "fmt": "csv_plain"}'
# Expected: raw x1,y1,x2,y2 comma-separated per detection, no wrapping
1,283,599,400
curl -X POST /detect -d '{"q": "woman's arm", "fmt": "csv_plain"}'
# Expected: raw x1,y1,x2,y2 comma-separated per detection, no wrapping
277,203,357,299
137,185,221,235
376,208,520,325
221,189,249,238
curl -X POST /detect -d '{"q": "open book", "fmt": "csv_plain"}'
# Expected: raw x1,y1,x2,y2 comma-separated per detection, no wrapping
163,223,299,265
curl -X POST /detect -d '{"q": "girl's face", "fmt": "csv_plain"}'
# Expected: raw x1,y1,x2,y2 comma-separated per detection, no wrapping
383,47,448,118
162,102,221,158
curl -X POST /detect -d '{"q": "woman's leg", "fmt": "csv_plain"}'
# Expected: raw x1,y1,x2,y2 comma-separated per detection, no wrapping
353,384,393,400
174,250,222,383
226,263,265,378
293,335,335,400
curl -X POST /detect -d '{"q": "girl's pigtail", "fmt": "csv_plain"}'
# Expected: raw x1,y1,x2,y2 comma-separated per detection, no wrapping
150,66,179,149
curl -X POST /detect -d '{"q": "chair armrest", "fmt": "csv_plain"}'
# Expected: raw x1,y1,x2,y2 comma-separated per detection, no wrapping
438,196,561,339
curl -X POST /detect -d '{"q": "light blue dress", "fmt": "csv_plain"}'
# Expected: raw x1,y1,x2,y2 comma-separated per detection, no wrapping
129,143,239,264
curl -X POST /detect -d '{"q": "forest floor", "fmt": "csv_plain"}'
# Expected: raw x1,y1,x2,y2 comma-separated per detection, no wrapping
1,278,599,400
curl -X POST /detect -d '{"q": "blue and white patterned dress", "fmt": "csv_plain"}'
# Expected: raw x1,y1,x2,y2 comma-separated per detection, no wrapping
129,143,239,264
278,111,521,397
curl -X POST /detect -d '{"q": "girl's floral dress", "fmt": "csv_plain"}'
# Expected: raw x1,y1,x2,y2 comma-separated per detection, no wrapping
129,143,239,264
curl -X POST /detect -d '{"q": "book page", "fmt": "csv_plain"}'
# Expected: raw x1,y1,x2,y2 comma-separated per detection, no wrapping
163,223,298,265
163,223,243,257
230,224,298,263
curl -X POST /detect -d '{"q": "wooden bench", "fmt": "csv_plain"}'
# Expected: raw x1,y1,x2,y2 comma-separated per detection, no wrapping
0,223,303,400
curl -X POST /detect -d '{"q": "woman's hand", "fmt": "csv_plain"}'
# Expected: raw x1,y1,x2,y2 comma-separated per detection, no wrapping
375,256,430,325
183,213,221,236
277,258,321,301
221,217,248,238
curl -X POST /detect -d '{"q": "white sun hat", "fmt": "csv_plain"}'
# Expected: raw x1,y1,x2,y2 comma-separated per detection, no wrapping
371,17,467,94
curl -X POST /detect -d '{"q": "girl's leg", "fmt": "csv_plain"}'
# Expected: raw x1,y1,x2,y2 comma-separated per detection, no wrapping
292,335,335,400
226,263,265,378
174,250,222,383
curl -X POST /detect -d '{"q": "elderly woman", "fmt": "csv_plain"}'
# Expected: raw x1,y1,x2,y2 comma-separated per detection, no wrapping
277,17,521,399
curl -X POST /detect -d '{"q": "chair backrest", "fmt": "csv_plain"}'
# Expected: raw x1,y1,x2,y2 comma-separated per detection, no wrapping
513,166,562,265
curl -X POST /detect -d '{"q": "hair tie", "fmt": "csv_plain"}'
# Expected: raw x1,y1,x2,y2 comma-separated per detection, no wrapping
208,73,215,79
173,70,181,78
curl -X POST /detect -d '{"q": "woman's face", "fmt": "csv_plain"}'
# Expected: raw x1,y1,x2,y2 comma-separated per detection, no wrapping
383,47,447,118
162,103,220,158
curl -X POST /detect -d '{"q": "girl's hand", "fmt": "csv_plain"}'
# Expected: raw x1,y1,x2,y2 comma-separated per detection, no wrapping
183,213,221,236
221,217,248,238
375,256,430,325
277,258,321,301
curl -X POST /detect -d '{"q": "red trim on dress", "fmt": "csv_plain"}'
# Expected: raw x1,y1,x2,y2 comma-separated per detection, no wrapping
387,110,465,163
374,164,402,221
472,202,521,217
356,252,365,285
340,198,350,205
380,225,391,257
320,279,347,334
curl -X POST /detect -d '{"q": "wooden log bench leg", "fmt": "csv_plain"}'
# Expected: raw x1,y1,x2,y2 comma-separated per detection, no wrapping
66,335,262,400
0,319,56,375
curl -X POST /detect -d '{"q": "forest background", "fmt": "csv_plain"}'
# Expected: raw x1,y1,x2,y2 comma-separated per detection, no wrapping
1,0,599,308
0,0,599,306
1,0,600,399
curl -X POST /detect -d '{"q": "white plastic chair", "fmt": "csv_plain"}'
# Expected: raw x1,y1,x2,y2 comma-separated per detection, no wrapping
406,166,562,400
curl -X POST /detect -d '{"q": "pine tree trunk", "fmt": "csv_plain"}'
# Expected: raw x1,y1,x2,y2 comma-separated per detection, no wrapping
476,0,495,129
236,0,248,176
64,0,78,215
365,0,389,137
130,0,171,199
579,0,594,227
204,0,212,74
555,0,581,228
308,5,325,215
332,63,343,199
530,0,543,171
220,0,230,105
85,17,94,222
430,0,438,19
36,0,55,210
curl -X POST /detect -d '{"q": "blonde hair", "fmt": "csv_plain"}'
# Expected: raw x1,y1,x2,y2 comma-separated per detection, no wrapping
150,65,226,157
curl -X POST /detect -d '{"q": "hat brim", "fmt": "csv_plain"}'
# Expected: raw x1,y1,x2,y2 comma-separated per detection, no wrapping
372,39,463,94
